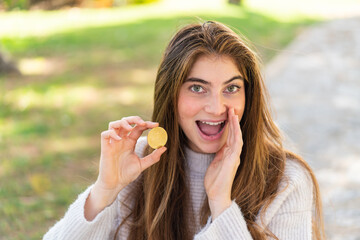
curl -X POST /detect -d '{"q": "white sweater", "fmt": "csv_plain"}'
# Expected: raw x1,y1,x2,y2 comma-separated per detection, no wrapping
44,137,313,239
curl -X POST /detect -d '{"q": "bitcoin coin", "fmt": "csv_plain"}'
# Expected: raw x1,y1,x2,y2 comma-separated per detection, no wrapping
148,127,168,149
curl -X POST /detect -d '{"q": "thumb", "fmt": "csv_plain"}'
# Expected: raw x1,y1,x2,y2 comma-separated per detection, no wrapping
140,147,167,171
212,144,226,165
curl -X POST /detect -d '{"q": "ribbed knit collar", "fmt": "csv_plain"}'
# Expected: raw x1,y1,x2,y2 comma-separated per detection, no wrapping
184,146,215,175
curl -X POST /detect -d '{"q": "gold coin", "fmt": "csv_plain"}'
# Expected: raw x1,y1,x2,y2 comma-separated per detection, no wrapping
147,127,168,149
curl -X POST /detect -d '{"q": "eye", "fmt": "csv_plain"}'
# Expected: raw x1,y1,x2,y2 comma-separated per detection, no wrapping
190,85,205,93
224,85,240,93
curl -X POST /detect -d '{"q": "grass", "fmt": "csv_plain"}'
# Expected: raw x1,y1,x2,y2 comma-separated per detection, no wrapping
0,2,321,239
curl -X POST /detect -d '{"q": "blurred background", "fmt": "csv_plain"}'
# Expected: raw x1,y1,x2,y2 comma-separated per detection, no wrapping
0,0,359,239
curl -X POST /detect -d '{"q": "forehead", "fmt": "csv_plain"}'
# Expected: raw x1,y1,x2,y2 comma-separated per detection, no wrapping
187,54,242,82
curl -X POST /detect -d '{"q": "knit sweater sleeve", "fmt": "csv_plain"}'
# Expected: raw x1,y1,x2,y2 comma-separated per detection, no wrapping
194,159,314,240
43,137,149,240
43,184,120,240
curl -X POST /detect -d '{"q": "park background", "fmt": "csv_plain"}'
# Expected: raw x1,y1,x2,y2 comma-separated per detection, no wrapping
1,0,359,239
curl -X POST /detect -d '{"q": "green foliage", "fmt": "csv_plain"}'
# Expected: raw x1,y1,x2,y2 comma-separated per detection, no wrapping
2,0,29,10
127,0,160,5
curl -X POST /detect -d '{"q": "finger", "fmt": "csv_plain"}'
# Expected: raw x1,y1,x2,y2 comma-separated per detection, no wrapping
117,128,127,138
145,121,159,127
231,109,238,142
227,109,238,141
227,108,235,146
235,116,242,144
230,111,242,161
109,116,146,131
213,144,226,166
224,109,241,165
110,119,144,138
128,122,159,140
140,146,167,170
109,118,157,138
109,120,133,137
101,129,121,145
232,110,242,146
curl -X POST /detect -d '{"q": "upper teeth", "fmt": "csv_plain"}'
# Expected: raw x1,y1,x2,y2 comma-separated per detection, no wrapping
201,121,224,126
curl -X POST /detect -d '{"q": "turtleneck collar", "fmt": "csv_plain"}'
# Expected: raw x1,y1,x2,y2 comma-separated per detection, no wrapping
184,146,215,175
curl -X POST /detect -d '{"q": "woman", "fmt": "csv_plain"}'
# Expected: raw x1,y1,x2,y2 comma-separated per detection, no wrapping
44,21,325,240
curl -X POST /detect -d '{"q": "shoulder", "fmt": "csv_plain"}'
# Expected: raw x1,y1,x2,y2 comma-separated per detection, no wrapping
278,158,314,205
282,158,313,191
134,136,148,158
257,158,314,226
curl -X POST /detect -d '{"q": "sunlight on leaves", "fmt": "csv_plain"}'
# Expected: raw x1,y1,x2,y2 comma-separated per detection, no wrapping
4,84,153,111
0,3,249,38
47,136,97,153
4,85,99,110
18,57,65,76
130,68,157,84
0,159,12,178
29,174,51,195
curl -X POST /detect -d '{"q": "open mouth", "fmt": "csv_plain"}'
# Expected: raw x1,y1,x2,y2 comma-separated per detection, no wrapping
196,120,227,137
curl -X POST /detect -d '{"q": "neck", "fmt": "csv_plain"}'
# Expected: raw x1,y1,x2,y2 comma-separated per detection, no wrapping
184,146,214,175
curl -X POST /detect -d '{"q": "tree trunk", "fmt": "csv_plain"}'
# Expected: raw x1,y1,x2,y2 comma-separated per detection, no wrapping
0,51,20,75
228,0,241,5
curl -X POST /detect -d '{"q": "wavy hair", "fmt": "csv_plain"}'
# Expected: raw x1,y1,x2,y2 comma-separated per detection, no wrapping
115,21,325,240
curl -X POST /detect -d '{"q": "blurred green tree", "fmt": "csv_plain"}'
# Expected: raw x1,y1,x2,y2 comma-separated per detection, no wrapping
1,0,83,10
1,0,160,10
126,0,160,4
2,0,29,10
0,47,19,75
229,0,241,5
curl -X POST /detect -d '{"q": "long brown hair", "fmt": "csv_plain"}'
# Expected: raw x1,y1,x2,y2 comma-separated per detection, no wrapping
116,21,325,240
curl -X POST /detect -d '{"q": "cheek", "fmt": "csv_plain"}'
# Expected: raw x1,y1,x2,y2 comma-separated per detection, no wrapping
178,100,194,130
228,96,246,120
178,95,203,120
234,106,245,120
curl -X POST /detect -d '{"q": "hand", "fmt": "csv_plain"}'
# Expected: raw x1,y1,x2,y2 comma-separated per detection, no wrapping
96,116,167,203
85,116,166,221
204,108,243,220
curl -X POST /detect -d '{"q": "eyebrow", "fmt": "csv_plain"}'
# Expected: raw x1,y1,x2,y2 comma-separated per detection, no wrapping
185,75,244,85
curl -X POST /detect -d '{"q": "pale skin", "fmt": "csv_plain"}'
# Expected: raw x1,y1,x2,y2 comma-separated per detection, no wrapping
85,55,244,222
178,55,244,219
204,108,243,220
84,117,167,220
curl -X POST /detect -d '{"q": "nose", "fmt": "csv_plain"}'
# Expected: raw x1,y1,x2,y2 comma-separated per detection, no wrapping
204,93,227,116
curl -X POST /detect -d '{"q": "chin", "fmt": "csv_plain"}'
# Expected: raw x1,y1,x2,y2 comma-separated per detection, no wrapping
192,140,225,154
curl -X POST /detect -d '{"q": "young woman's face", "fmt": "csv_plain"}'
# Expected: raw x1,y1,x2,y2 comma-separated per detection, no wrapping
178,54,246,154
